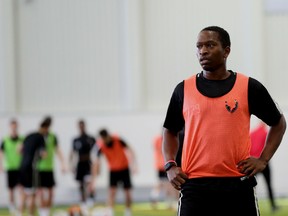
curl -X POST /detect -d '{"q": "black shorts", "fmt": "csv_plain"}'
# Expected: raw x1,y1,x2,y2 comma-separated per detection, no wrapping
6,170,21,189
158,170,168,180
178,176,259,216
20,167,39,189
76,161,91,182
38,171,55,188
110,168,132,189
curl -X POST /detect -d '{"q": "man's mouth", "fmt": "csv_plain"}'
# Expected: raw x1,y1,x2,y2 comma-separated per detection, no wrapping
200,58,210,64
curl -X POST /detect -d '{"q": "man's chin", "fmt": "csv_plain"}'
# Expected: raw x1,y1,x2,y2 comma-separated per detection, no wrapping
201,65,213,71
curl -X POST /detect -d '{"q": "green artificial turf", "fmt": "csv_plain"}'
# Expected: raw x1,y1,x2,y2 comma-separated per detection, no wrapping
1,199,288,216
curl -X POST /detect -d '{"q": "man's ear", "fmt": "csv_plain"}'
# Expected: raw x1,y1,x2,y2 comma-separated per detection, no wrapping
224,46,231,59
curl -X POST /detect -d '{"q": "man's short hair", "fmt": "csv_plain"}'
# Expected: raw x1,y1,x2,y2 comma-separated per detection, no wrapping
40,116,52,128
99,129,109,138
201,26,231,48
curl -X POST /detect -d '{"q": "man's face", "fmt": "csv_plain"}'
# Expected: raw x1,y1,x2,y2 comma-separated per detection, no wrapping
79,122,85,133
100,134,111,144
40,127,49,135
10,122,18,134
196,30,230,72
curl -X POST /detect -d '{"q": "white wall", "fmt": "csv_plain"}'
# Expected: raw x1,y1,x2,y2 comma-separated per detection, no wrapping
1,0,287,114
0,0,288,206
0,0,17,113
265,15,288,108
0,0,277,115
16,0,124,113
0,0,4,113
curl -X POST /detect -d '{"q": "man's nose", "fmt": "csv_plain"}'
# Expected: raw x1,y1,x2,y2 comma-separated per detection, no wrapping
199,46,208,55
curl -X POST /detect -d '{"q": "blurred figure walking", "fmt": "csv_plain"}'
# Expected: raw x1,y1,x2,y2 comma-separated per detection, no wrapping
91,128,137,216
70,119,96,207
36,116,67,216
0,119,24,215
150,132,178,209
18,120,48,216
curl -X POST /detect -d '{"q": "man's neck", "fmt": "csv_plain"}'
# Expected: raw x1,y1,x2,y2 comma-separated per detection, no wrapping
10,133,18,138
202,69,231,80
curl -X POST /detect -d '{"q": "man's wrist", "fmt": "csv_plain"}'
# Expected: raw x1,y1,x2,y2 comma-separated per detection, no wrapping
164,160,177,172
259,157,269,166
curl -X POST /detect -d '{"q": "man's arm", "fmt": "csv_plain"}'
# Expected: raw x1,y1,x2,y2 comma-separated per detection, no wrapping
163,128,187,190
39,135,47,159
239,115,286,177
69,140,78,173
91,156,101,179
0,150,3,172
53,135,67,173
124,144,137,174
162,128,179,162
89,150,101,193
56,146,67,173
260,115,286,163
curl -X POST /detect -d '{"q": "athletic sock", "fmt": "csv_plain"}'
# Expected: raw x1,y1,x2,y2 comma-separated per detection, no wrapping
106,207,114,216
124,207,132,216
38,208,43,216
150,189,160,201
38,208,50,216
15,211,22,216
8,204,16,214
80,203,89,216
86,197,94,208
44,208,50,216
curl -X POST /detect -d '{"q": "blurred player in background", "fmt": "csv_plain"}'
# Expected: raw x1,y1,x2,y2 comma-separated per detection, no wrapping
150,131,178,209
19,120,48,216
70,119,96,207
0,119,24,215
36,116,67,216
250,121,279,212
91,128,137,216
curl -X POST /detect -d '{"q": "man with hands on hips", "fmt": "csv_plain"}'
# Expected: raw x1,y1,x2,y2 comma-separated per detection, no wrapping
162,26,286,216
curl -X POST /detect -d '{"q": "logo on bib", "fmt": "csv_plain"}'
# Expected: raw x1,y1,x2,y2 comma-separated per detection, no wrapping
225,99,238,113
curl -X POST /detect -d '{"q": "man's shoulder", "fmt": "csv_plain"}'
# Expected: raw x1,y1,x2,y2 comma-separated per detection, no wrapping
85,134,95,143
73,136,81,142
247,76,265,91
48,132,57,138
233,72,262,89
25,132,41,139
184,73,199,81
173,80,185,96
87,134,95,139
235,72,247,76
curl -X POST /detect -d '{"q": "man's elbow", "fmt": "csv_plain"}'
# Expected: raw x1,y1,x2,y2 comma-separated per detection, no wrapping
278,115,287,134
163,128,178,137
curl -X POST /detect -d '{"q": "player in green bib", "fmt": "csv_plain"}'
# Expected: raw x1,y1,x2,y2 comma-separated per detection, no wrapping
36,116,66,216
0,119,24,215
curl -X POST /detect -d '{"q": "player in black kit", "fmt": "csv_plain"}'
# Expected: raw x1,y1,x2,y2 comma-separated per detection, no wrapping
70,119,96,206
19,120,48,216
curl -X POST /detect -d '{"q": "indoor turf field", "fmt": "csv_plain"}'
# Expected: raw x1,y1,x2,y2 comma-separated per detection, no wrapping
1,199,288,216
